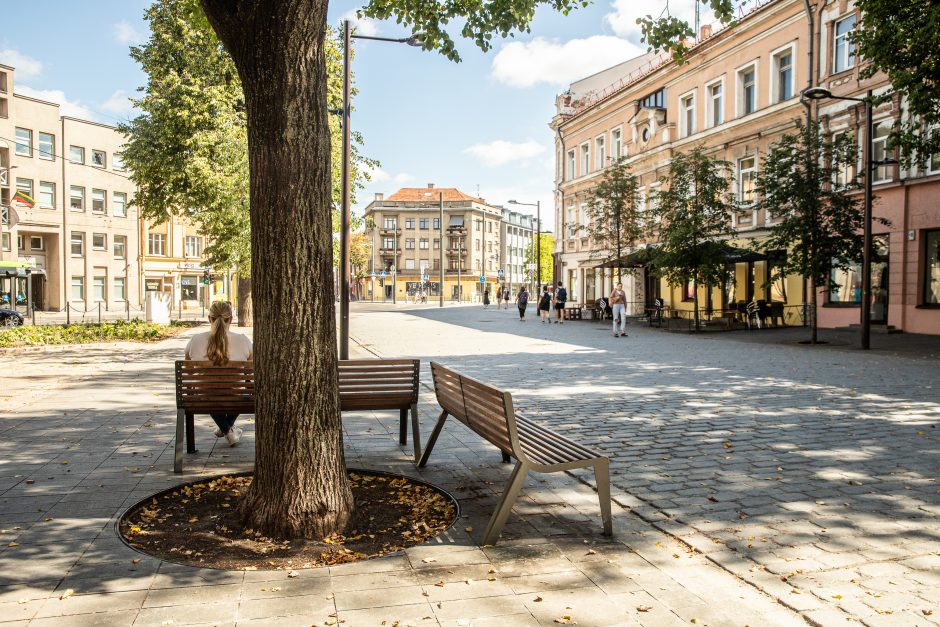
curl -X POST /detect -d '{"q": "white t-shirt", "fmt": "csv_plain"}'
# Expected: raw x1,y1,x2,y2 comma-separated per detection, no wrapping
185,330,253,362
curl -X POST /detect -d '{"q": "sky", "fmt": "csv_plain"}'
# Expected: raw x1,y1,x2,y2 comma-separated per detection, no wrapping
1,0,717,232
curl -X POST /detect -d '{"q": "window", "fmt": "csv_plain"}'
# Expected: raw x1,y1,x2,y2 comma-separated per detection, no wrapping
112,153,125,171
580,143,590,176
71,276,85,301
404,259,415,270
69,146,85,164
15,127,32,156
70,186,85,211
740,66,757,115
566,205,577,238
185,235,203,257
680,93,695,138
113,192,127,217
419,238,429,249
92,233,107,250
382,237,395,249
91,149,106,168
39,182,55,208
383,217,397,229
30,235,43,251
611,128,623,160
566,149,575,180
38,132,54,160
595,136,606,169
432,217,440,229
181,276,198,301
91,189,106,213
16,178,33,200
707,81,723,127
17,235,23,250
114,277,126,301
474,239,480,251
419,218,428,229
71,232,85,256
405,218,415,229
433,238,440,249
1,233,9,251
148,233,166,256
926,230,940,304
829,258,862,303
872,121,893,183
833,131,857,188
405,238,415,249
773,49,794,103
113,235,127,259
737,157,757,205
833,14,856,73
93,276,106,302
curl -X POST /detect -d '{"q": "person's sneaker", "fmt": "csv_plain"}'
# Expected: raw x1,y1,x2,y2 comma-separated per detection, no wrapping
226,426,243,446
214,428,224,438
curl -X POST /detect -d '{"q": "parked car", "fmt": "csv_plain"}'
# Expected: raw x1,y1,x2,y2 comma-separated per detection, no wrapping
0,308,24,327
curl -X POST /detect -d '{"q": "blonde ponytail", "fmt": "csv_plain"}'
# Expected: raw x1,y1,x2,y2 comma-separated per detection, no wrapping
205,301,234,366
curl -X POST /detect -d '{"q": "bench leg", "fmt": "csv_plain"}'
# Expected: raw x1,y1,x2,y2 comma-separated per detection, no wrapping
174,409,185,474
501,451,511,463
399,408,408,445
410,403,421,463
417,410,448,468
185,412,197,454
594,458,613,536
481,461,529,546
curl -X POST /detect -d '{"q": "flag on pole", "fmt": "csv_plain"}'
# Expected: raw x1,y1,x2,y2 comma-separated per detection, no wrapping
12,190,35,208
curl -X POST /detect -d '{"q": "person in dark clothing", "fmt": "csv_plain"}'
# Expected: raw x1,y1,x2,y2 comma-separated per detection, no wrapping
483,288,490,308
554,281,568,324
538,285,552,323
516,286,529,320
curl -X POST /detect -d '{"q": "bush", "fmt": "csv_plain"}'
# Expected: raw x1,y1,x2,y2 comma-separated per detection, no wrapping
0,320,199,349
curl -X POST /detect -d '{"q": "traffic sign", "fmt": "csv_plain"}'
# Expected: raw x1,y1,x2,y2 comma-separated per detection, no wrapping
497,268,505,278
380,270,387,279
479,276,486,283
422,274,429,282
371,271,376,279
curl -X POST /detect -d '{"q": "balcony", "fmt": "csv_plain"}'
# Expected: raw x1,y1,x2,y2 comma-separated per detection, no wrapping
379,227,401,235
379,247,402,254
445,249,468,257
0,167,7,187
446,226,467,235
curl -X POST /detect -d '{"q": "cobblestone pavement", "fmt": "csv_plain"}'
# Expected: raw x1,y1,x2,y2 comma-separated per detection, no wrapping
0,326,806,626
350,303,940,627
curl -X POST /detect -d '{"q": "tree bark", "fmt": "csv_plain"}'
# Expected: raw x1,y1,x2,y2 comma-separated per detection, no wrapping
236,273,253,327
200,0,354,538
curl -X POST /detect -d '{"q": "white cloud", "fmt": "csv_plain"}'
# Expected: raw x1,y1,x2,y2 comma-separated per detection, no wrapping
393,173,415,183
0,49,43,79
605,0,717,41
340,10,379,37
365,165,391,183
99,90,134,117
15,85,95,120
491,36,644,88
113,20,147,45
463,140,547,167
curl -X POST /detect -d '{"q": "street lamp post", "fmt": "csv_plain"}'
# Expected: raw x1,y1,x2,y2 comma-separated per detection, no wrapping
801,87,896,350
438,192,444,307
508,199,540,288
339,21,422,359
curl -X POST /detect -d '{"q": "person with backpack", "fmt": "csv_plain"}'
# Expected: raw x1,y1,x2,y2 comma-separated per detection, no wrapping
516,286,529,321
538,285,552,323
554,281,568,324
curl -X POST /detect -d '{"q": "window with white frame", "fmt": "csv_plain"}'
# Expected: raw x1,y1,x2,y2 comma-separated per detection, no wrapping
70,186,85,211
680,92,695,138
92,233,107,250
112,153,125,171
148,233,166,256
738,65,757,116
611,128,623,160
595,136,605,169
91,189,106,213
39,181,55,208
648,184,661,222
71,276,84,301
419,238,429,249
872,121,893,183
707,80,723,127
566,149,575,180
580,143,590,176
71,231,85,256
93,275,106,301
69,145,84,164
383,217,397,229
30,235,43,251
404,259,415,270
114,277,126,301
833,131,857,188
15,127,32,156
579,202,590,235
38,132,54,160
91,149,106,168
184,235,203,257
113,235,127,259
566,205,577,238
1,233,9,252
15,178,32,200
773,48,794,103
404,218,414,229
736,157,757,225
833,14,856,73
113,192,127,217
405,238,415,249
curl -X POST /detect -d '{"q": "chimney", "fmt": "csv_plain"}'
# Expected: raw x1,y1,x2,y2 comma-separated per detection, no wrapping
427,183,434,189
375,192,384,201
699,24,713,40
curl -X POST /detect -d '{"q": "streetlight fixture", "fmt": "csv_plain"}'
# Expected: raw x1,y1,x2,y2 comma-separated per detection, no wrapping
339,20,423,360
508,199,540,288
801,87,898,350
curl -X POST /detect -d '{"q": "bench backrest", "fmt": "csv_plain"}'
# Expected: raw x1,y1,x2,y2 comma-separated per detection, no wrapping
175,360,255,413
338,359,419,410
430,362,516,455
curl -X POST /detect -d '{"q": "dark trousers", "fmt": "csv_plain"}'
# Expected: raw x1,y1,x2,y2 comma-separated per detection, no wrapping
518,305,526,319
210,413,239,434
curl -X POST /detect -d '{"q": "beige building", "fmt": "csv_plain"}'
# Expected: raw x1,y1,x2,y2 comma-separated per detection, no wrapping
0,63,141,313
363,184,503,301
142,216,223,312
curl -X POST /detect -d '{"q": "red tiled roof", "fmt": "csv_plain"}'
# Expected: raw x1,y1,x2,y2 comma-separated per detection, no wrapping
385,186,482,202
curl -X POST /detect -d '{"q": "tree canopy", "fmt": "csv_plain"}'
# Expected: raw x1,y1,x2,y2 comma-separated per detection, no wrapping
582,157,644,282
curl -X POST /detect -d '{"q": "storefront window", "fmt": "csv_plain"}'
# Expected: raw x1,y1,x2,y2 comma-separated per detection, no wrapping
829,236,888,303
181,275,199,301
926,230,940,304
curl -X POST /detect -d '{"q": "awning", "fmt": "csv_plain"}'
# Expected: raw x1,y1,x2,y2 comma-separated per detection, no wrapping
723,246,768,263
594,248,654,269
448,216,464,227
0,261,42,278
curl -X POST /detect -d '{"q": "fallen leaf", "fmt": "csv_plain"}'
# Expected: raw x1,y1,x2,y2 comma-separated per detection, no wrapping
132,559,141,564
832,594,842,599
534,596,544,602
59,589,74,600
637,605,653,612
287,570,299,578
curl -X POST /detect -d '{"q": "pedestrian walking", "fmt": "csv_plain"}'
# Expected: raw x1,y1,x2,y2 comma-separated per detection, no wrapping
184,301,253,446
554,281,568,324
610,282,628,337
483,288,490,309
538,285,552,323
503,285,510,309
516,285,529,321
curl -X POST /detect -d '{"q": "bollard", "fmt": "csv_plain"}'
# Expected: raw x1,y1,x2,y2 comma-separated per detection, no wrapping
66,303,70,326
98,302,102,325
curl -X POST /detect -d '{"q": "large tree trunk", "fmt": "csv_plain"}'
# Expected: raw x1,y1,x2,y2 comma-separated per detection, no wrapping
236,273,253,327
201,0,353,538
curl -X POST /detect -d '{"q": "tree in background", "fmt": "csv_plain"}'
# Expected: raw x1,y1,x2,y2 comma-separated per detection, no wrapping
524,233,555,287
349,232,373,300
582,157,645,285
651,148,736,332
755,122,865,344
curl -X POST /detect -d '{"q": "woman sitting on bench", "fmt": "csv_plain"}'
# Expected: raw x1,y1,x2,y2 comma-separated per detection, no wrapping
184,301,253,446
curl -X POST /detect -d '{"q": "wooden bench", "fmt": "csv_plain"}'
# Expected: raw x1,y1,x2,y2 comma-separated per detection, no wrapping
419,362,612,545
174,358,421,473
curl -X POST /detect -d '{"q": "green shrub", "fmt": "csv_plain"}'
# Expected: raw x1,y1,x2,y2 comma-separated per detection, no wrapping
0,321,200,349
